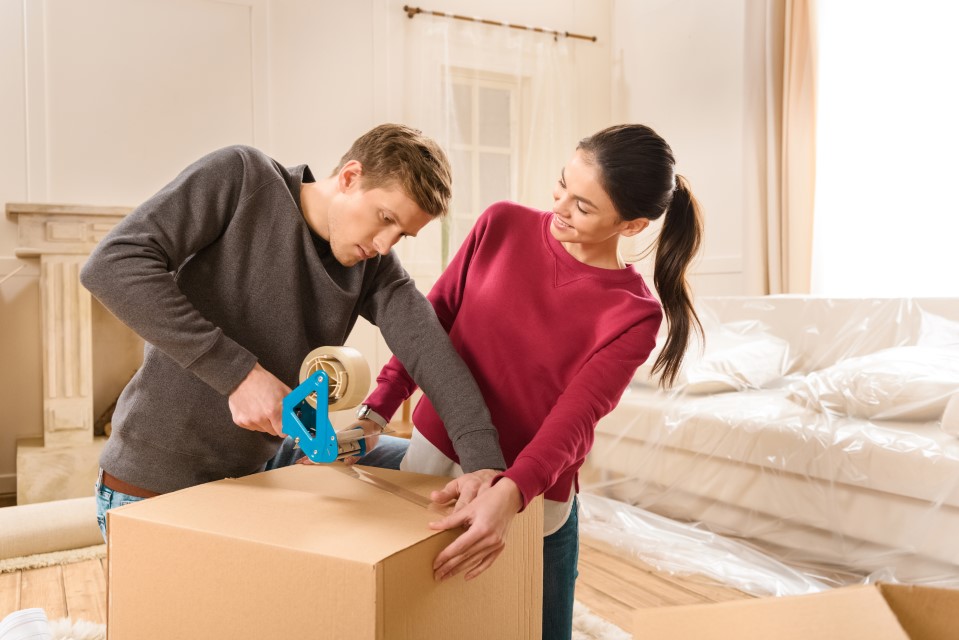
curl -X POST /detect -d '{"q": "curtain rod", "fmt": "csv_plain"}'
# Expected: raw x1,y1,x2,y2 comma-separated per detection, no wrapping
402,5,598,42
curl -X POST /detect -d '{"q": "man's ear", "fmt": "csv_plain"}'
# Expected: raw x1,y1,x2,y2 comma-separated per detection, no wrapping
620,218,650,237
337,160,363,193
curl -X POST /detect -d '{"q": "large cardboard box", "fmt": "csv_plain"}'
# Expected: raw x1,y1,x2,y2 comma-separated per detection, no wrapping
633,583,958,639
107,465,543,639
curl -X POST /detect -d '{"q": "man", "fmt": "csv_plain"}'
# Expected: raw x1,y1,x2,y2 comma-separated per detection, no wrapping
81,124,506,538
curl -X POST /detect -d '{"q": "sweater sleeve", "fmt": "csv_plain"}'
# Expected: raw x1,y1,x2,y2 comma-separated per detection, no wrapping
499,311,663,507
363,209,506,471
80,146,259,396
360,242,506,473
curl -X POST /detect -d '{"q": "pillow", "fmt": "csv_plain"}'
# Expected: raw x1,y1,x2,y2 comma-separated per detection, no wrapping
788,346,959,421
634,319,791,394
918,310,959,348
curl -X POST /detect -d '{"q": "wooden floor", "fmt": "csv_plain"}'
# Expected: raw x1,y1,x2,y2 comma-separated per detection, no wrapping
0,537,751,632
0,558,107,625
576,537,753,631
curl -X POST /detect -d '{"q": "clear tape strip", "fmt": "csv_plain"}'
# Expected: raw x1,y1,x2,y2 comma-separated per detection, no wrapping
334,465,451,517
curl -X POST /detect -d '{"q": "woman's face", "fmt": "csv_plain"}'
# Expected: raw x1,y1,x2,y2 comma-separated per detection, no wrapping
549,149,643,248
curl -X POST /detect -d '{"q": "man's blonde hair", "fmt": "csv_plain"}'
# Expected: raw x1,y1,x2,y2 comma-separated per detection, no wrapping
333,124,452,218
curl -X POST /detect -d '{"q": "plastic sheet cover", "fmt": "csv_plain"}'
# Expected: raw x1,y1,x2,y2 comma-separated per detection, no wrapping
580,296,959,596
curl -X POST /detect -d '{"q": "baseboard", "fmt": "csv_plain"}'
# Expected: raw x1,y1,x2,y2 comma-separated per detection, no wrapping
0,472,15,497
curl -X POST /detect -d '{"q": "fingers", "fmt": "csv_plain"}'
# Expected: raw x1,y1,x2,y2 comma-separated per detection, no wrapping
464,547,504,581
267,408,285,437
428,484,519,582
429,474,490,511
432,531,504,581
428,506,469,533
430,477,462,505
355,419,381,451
429,508,506,582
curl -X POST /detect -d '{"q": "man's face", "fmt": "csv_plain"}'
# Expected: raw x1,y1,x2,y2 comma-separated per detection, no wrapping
327,162,434,267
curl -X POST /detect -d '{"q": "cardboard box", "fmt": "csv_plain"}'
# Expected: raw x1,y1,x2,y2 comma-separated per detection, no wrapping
633,583,958,639
107,465,543,639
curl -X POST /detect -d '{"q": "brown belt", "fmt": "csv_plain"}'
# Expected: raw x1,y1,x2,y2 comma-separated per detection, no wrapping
101,470,161,498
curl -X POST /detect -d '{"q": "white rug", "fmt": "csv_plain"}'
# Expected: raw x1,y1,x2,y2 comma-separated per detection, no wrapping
572,600,631,640
0,545,106,574
48,618,105,640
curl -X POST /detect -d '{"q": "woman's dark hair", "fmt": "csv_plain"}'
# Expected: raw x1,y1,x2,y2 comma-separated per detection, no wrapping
578,124,704,388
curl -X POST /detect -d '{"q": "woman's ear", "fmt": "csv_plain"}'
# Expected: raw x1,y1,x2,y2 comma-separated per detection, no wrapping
620,218,650,237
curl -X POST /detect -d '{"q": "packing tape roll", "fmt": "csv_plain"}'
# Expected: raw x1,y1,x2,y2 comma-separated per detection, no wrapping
298,346,371,412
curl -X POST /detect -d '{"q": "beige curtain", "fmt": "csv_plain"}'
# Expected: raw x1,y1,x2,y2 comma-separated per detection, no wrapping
744,0,818,294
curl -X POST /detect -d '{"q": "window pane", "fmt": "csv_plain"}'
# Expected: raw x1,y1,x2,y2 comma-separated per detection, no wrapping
479,87,511,147
812,2,959,296
451,82,472,145
450,149,473,214
479,152,510,205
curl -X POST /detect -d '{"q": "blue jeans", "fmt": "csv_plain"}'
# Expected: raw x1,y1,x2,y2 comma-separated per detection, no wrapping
95,469,144,542
264,434,410,470
543,498,579,640
96,435,411,541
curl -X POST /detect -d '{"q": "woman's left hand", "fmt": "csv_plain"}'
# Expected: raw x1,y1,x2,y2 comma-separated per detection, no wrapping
428,476,523,581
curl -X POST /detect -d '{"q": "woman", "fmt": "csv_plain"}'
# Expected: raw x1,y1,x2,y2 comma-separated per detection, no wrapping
360,124,703,639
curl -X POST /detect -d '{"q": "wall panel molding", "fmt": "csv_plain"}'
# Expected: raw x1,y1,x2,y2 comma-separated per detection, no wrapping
22,0,270,206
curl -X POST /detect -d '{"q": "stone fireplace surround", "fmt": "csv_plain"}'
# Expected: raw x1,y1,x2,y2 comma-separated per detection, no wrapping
7,203,139,504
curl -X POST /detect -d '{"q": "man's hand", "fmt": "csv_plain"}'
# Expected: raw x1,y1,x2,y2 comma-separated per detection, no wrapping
429,475,523,582
228,362,291,437
340,418,382,465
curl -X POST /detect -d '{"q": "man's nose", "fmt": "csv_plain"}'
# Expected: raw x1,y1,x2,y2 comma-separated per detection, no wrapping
373,231,401,255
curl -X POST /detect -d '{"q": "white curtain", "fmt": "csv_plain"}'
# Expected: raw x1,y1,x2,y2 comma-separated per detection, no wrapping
743,0,818,295
811,2,959,296
402,15,578,272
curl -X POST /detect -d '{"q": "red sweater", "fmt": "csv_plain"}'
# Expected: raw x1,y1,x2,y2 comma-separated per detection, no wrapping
365,202,663,506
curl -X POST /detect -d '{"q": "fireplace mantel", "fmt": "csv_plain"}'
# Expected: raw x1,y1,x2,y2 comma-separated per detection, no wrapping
7,203,133,258
7,202,133,503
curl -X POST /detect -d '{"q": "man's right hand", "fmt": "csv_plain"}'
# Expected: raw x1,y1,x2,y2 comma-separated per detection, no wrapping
228,362,291,437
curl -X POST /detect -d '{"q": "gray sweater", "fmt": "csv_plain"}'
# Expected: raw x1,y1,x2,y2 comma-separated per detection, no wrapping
81,145,505,493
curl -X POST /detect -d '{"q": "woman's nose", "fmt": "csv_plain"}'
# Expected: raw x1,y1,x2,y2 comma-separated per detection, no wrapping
552,194,572,215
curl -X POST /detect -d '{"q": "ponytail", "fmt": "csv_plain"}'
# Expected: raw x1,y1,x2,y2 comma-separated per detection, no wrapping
577,125,704,387
651,175,703,388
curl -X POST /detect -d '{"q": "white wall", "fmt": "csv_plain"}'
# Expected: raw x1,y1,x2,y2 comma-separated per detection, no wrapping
611,0,751,295
0,0,611,495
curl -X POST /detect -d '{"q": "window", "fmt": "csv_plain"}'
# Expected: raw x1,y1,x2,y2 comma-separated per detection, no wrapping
811,3,959,296
446,69,520,265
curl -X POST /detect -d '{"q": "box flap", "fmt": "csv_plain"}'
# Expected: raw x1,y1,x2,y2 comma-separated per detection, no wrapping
108,465,449,564
879,583,959,640
633,585,911,640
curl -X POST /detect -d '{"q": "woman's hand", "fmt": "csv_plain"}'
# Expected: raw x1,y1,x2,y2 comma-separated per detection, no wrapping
429,475,523,581
429,468,499,510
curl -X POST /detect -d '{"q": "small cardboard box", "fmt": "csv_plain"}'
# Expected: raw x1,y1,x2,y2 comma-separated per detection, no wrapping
633,583,958,640
107,465,543,639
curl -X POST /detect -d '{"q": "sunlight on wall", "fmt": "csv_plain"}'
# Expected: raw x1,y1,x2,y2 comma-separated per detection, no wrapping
811,2,959,296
